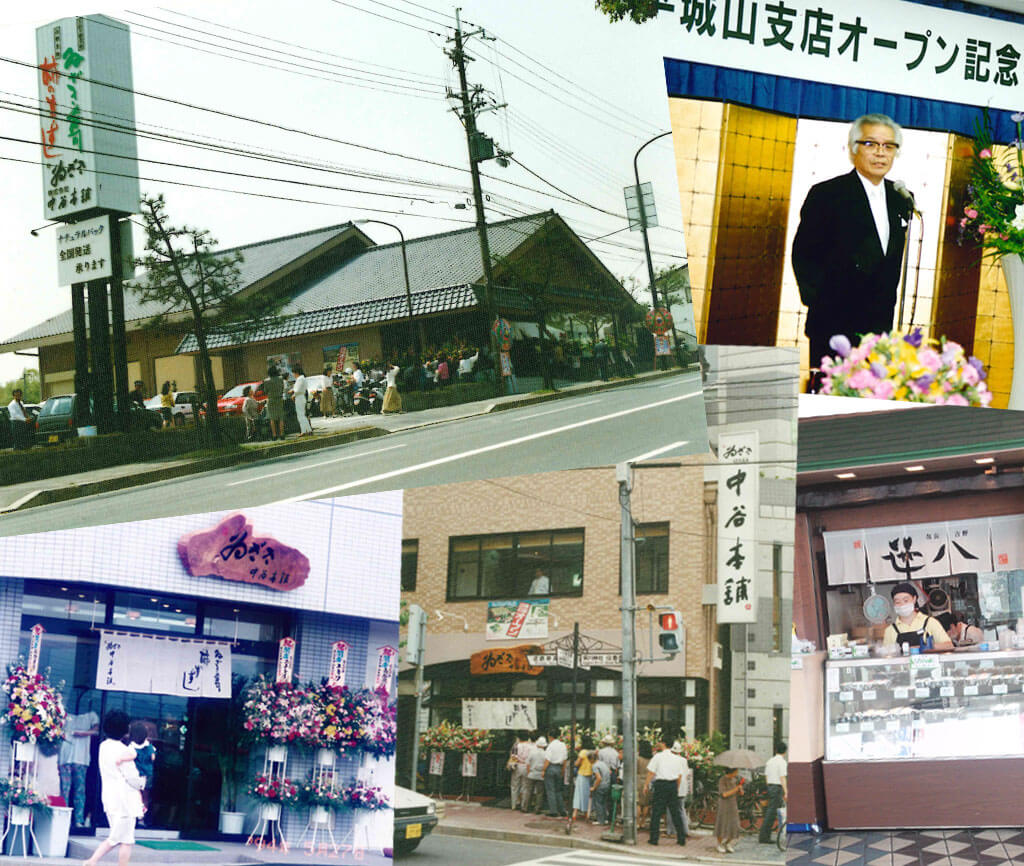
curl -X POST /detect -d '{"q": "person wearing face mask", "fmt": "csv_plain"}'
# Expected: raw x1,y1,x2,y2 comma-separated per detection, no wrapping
882,582,953,650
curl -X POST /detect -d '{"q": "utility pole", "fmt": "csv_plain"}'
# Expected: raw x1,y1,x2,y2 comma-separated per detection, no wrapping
616,462,637,846
446,9,508,396
407,604,428,791
632,131,672,370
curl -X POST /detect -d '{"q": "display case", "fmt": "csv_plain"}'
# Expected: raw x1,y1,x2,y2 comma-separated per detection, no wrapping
824,649,1024,761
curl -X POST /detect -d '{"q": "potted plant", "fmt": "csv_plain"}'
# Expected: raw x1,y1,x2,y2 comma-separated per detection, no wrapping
297,775,346,826
211,674,249,835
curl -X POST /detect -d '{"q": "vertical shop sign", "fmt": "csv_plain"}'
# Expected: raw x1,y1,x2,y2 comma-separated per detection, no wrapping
276,637,296,684
328,640,349,687
717,430,759,623
429,752,445,775
26,625,44,676
461,752,478,777
375,645,397,692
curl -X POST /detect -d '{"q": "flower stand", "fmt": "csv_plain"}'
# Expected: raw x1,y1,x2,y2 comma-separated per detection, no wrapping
297,804,339,856
2,805,40,857
245,801,288,852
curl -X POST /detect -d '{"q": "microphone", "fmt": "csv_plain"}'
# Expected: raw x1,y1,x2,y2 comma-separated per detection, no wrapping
893,179,920,216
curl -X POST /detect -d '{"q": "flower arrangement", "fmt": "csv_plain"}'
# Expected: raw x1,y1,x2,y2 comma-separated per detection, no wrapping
418,720,456,753
639,725,664,749
417,720,492,753
342,780,390,811
297,776,346,811
310,684,365,753
960,110,1024,260
820,330,992,407
358,689,397,760
0,664,66,748
241,677,321,746
246,774,300,806
0,778,51,814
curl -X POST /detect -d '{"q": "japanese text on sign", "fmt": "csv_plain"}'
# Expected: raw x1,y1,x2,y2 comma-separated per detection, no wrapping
96,631,232,698
717,430,759,623
657,0,1024,114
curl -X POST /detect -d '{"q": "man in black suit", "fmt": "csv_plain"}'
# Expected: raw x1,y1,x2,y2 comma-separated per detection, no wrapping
792,113,915,390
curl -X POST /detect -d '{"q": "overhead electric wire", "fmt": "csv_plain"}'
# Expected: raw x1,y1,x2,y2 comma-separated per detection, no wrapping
325,0,445,36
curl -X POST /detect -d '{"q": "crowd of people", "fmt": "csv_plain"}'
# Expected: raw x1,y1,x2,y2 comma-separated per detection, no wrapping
504,731,788,853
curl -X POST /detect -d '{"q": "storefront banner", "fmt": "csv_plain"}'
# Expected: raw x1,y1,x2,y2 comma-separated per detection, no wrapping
654,335,672,356
716,430,759,623
470,645,545,676
328,640,349,687
461,698,538,730
375,645,397,692
461,752,477,777
826,517,1000,583
97,631,232,698
26,625,44,676
653,0,1024,114
987,515,1024,570
486,600,548,641
178,513,311,592
276,637,296,684
821,530,867,585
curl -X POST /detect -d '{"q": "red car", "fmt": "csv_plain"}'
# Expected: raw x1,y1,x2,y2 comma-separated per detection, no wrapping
216,381,268,415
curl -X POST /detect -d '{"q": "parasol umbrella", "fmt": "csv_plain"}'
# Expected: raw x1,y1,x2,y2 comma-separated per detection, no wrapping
713,749,763,769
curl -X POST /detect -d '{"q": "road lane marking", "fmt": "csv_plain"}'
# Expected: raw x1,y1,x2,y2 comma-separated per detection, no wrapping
515,399,601,421
269,388,703,504
627,440,690,463
226,443,407,486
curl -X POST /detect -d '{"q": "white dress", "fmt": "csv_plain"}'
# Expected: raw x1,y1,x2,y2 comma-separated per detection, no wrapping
97,739,145,844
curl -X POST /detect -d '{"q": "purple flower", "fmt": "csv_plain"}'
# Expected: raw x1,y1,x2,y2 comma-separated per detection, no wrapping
968,356,987,380
903,327,924,348
870,362,887,379
914,373,935,390
828,334,852,358
1013,111,1024,123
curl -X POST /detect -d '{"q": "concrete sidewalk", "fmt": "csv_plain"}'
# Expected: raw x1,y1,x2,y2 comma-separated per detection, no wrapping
433,800,784,865
1,368,695,513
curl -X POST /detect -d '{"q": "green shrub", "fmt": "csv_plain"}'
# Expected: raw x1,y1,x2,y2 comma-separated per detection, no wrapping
401,382,497,412
2,422,243,486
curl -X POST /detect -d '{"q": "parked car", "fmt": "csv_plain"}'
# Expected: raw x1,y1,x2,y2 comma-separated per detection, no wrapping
0,403,40,449
144,390,198,426
217,381,268,415
391,785,438,857
35,394,161,445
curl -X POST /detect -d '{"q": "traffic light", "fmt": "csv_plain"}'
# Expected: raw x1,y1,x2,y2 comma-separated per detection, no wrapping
658,610,683,655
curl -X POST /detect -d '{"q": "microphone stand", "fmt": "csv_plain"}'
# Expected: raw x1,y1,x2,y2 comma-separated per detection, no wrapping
907,211,925,327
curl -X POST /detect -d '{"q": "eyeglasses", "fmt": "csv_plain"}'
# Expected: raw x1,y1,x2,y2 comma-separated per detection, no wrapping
856,140,900,154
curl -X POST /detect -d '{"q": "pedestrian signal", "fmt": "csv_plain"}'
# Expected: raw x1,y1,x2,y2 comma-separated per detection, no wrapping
658,611,683,654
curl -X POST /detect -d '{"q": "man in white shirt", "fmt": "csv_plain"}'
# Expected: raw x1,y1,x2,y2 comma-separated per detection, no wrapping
760,741,788,844
524,736,548,814
542,729,568,817
644,737,687,846
528,569,550,596
508,732,532,811
290,364,313,436
7,388,29,450
792,113,914,390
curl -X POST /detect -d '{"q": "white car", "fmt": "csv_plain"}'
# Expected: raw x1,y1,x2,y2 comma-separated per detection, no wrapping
144,391,198,426
391,785,438,857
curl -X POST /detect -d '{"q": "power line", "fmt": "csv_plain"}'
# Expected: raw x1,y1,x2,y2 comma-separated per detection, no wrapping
325,0,445,36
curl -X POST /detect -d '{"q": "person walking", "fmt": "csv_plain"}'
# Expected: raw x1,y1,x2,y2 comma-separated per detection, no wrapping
262,367,285,441
290,364,313,436
382,363,403,414
644,736,687,846
542,729,568,817
760,742,788,845
320,367,335,418
83,710,146,866
715,766,744,853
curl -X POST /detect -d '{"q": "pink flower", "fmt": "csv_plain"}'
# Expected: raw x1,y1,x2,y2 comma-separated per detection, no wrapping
917,348,941,372
847,368,877,390
978,224,991,235
965,206,979,218
945,393,969,406
871,380,896,400
979,149,992,159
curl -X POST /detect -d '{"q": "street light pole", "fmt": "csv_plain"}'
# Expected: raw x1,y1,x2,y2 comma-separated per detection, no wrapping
617,461,637,846
354,219,425,358
633,131,673,370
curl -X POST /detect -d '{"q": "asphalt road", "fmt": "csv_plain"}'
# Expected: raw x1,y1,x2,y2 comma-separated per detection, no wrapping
0,373,706,535
399,834,565,864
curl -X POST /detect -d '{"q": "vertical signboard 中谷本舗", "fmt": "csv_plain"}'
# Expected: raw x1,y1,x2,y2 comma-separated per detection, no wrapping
36,15,140,222
717,430,760,623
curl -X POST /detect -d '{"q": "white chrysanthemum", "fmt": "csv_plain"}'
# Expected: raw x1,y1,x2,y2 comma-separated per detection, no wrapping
1012,203,1024,232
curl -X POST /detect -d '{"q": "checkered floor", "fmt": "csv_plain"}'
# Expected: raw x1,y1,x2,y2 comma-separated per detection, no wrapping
787,829,1024,866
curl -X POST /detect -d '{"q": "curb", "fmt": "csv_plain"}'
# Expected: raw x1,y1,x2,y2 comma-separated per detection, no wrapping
433,823,782,864
488,367,697,413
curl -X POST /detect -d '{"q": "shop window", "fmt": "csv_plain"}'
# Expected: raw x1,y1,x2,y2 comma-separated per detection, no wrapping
748,716,757,727
772,706,785,746
401,540,419,592
747,660,756,671
446,529,584,600
202,603,287,645
747,688,756,699
22,586,104,626
631,523,670,594
112,592,197,635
